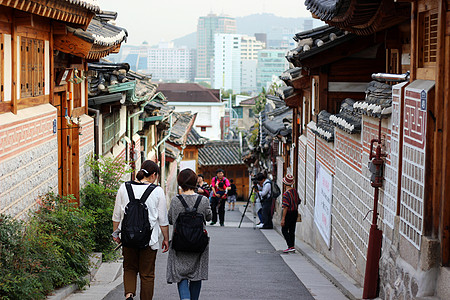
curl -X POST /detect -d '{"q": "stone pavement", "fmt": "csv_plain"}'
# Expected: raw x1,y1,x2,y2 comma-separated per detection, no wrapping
59,203,362,300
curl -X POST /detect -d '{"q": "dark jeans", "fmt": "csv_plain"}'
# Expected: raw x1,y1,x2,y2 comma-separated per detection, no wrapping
211,197,225,224
282,210,298,248
261,200,273,229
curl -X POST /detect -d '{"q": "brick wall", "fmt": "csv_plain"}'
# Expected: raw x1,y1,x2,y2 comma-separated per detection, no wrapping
0,104,58,219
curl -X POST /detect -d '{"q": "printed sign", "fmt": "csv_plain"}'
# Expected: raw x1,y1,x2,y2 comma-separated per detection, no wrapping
420,90,427,111
314,161,333,248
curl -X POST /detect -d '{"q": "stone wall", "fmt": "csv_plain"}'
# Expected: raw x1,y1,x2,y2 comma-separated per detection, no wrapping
0,104,58,219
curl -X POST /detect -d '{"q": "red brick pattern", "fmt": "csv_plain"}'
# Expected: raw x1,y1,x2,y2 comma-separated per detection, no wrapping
316,138,335,175
335,131,362,173
399,87,427,249
79,119,94,148
0,111,56,163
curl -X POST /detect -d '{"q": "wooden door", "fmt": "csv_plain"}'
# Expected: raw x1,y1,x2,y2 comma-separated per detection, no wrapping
55,91,79,204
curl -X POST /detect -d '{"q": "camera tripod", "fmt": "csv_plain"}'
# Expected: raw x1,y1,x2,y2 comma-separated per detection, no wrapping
238,184,262,228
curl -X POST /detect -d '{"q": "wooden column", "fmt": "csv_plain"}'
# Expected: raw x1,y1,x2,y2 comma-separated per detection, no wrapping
440,1,450,267
410,1,418,80
11,12,17,114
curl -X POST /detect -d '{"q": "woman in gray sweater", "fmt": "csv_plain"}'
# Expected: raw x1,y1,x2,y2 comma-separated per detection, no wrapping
167,169,212,300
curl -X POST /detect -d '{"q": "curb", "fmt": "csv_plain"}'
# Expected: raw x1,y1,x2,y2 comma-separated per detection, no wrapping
46,253,102,300
273,226,363,300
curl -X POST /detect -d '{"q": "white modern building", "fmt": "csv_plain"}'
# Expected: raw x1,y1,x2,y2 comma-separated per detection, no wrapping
241,59,258,93
241,35,265,60
213,33,242,94
148,42,196,82
157,83,225,140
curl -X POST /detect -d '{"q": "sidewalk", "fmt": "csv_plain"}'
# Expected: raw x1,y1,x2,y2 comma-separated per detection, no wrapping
51,202,362,300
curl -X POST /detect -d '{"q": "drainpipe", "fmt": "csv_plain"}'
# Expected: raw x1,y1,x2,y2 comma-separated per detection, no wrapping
141,136,148,161
363,116,387,299
127,99,151,180
88,108,100,158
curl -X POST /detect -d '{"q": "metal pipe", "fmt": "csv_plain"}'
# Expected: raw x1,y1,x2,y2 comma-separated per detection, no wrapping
363,117,385,299
88,107,100,158
371,71,410,82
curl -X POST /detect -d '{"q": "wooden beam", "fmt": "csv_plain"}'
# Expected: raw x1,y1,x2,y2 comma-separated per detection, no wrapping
284,93,303,108
290,76,310,90
53,33,91,58
410,1,417,80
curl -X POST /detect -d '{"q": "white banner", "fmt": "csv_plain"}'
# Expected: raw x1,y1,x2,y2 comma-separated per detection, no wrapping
314,161,333,248
180,160,196,172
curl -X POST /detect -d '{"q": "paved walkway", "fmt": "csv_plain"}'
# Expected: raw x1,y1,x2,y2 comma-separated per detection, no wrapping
64,203,356,300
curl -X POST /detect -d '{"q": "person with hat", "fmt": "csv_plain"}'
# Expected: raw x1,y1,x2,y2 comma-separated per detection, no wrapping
281,174,301,253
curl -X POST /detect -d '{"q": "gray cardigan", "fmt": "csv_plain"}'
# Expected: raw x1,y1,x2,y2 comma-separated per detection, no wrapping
166,194,212,283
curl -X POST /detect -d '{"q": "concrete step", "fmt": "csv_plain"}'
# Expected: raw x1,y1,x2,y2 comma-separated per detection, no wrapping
91,261,122,285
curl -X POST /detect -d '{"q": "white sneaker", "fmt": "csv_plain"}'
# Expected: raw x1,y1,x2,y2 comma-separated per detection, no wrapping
256,223,264,228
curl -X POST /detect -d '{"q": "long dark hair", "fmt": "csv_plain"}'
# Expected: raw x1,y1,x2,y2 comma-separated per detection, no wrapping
136,160,160,181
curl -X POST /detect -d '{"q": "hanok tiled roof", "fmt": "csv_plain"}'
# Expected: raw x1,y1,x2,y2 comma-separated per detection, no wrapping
353,81,392,118
198,141,244,166
286,26,354,66
310,111,334,142
239,96,258,106
168,112,196,145
157,83,221,103
304,0,410,36
66,0,100,12
329,98,362,134
186,128,208,146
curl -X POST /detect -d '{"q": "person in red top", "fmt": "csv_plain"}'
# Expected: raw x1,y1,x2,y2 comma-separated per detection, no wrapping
210,169,230,226
281,174,300,253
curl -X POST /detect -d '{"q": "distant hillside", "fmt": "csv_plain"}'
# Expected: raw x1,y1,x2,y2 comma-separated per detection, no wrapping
172,13,324,49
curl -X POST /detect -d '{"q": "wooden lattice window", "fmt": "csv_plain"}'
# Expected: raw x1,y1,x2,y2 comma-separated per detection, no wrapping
419,10,438,67
102,110,120,155
20,37,44,98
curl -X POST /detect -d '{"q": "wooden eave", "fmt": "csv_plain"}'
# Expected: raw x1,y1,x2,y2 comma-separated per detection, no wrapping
295,34,383,69
0,0,95,28
54,33,123,59
284,93,303,108
289,75,310,90
326,0,410,35
54,31,92,57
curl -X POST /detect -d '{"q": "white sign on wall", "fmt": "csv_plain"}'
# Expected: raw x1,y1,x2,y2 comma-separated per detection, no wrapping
314,161,333,248
180,160,196,172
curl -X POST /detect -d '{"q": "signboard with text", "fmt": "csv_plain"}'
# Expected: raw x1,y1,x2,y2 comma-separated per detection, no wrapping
314,161,333,248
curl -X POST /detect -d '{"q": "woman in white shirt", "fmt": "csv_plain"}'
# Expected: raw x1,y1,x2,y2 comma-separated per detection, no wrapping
112,160,169,300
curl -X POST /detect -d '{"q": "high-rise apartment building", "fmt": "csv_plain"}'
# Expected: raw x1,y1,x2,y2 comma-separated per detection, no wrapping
196,14,236,83
241,35,265,60
213,33,242,93
256,49,289,91
148,42,196,82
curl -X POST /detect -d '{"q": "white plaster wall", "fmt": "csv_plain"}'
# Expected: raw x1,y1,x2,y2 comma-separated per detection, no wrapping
44,40,50,95
169,103,225,140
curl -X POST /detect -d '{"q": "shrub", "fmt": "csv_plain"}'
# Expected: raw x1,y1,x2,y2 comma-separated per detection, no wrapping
85,154,131,191
0,193,95,300
81,183,116,259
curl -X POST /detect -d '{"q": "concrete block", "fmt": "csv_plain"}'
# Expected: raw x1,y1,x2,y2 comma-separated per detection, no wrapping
419,236,440,271
436,267,450,300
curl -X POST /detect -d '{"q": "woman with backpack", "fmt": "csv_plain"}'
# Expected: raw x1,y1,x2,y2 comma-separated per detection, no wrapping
167,169,212,300
112,160,170,300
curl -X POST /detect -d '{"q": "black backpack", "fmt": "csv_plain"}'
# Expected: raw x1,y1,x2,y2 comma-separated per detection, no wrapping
171,195,209,253
121,182,156,249
263,180,281,201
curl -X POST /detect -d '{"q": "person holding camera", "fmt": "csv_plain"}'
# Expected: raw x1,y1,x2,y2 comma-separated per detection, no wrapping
253,172,273,229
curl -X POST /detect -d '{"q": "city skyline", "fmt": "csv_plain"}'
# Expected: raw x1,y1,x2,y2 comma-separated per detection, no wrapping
96,0,311,46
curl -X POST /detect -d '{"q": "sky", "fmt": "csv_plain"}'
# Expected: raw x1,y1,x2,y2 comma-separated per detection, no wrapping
96,0,312,46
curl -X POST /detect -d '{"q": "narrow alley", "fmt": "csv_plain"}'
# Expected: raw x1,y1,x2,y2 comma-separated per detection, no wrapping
64,206,353,300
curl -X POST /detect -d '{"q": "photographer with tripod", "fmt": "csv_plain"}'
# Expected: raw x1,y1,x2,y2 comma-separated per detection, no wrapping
253,172,273,229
